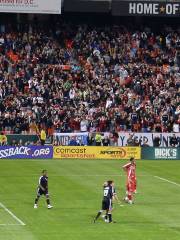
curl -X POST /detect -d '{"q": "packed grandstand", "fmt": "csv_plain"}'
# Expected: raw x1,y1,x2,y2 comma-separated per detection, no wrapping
0,20,179,140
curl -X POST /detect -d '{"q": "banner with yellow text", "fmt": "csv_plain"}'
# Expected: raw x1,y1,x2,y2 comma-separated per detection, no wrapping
53,146,141,159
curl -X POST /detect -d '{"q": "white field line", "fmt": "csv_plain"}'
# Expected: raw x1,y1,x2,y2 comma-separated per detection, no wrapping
0,202,26,226
154,176,180,187
0,224,22,226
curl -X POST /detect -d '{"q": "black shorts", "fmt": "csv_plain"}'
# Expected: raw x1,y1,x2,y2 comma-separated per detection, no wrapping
41,139,45,145
102,199,112,211
37,188,49,196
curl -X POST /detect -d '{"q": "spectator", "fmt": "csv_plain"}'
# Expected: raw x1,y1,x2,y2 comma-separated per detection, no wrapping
95,133,102,146
0,132,7,146
141,139,150,147
40,128,46,146
102,135,110,146
11,139,17,146
53,139,60,146
134,138,140,146
126,134,135,146
18,139,23,146
77,140,84,146
153,136,161,147
80,117,89,132
87,133,95,146
68,137,78,146
109,132,119,146
170,134,178,147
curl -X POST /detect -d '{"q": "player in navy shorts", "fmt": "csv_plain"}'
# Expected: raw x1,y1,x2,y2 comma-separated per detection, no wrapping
34,170,53,209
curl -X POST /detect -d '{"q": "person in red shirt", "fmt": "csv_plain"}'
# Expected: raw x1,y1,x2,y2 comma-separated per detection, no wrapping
122,157,137,204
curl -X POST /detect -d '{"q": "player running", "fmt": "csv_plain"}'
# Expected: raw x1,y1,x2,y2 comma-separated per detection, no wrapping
94,180,118,223
34,170,53,209
122,157,137,204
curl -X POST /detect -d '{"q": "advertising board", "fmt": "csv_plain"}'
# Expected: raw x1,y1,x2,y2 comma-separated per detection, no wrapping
0,0,61,14
54,146,141,159
0,146,53,159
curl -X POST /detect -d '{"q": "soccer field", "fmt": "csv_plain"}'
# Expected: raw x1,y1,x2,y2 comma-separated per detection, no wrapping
0,159,180,240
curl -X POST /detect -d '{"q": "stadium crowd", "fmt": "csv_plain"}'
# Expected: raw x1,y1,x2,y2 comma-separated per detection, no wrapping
0,22,179,136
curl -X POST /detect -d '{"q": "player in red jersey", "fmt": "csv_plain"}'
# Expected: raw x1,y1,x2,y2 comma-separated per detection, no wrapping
122,157,137,204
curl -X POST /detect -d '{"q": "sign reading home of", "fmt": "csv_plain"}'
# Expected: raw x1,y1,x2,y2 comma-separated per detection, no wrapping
112,1,180,16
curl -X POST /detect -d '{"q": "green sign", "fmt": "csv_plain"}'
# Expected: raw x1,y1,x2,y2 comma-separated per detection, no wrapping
6,134,39,145
142,147,180,160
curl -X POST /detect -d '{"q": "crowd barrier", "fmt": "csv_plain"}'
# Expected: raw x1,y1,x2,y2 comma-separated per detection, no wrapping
5,132,179,147
54,132,180,147
118,133,180,147
54,132,88,145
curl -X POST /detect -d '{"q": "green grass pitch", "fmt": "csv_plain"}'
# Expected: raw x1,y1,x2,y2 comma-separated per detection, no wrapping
0,159,180,240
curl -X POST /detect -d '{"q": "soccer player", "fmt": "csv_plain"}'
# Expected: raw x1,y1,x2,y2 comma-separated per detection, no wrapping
122,157,137,204
34,170,53,209
94,180,116,223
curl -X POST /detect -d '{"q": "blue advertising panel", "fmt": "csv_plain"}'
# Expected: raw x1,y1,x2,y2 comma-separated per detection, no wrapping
0,146,53,159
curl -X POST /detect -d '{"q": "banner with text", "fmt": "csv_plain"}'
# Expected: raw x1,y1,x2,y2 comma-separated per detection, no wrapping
54,132,88,146
0,0,61,14
118,132,180,147
112,1,180,17
53,146,141,159
0,146,53,159
142,147,180,160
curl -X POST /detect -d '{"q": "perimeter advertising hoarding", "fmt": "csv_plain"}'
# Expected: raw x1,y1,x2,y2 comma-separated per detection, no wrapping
0,146,53,159
0,0,61,14
112,1,180,17
142,147,180,160
54,146,141,159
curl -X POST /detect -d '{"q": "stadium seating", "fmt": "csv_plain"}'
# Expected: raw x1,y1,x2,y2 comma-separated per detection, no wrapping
0,23,179,135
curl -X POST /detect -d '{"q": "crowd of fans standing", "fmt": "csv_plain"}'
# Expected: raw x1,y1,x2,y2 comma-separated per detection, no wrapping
0,21,179,137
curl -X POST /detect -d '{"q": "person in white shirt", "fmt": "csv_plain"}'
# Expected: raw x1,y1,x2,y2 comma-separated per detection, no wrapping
80,117,89,132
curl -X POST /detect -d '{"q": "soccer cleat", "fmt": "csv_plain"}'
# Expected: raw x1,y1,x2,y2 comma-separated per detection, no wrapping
128,200,133,204
34,204,38,209
47,205,53,209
